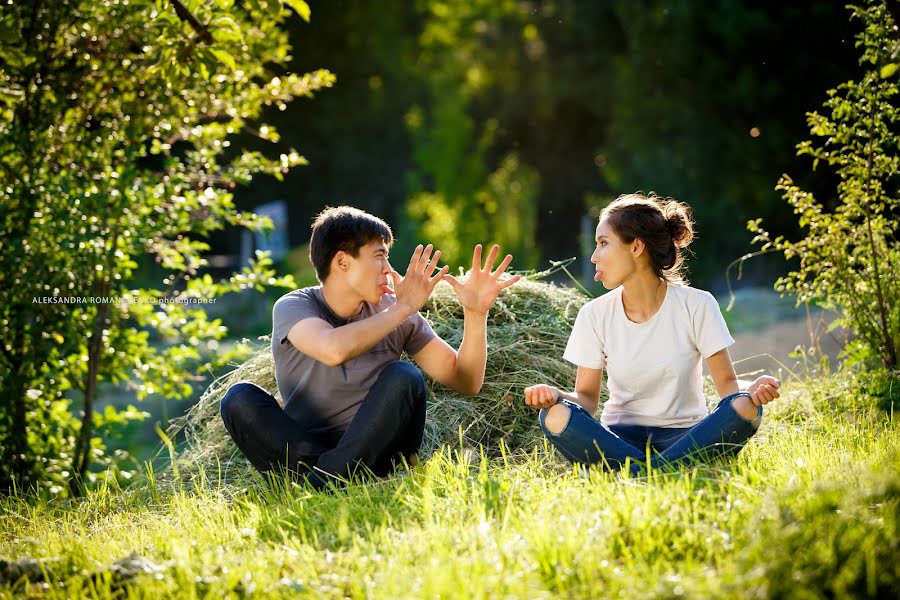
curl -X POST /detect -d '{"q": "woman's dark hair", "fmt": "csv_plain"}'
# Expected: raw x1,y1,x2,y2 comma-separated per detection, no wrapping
600,193,695,284
309,206,393,282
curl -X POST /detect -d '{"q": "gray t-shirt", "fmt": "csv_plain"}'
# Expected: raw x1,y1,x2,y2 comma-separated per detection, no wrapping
271,287,437,432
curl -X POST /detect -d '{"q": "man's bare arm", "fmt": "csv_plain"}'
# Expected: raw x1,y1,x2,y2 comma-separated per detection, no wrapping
286,244,448,366
411,307,488,395
286,305,416,367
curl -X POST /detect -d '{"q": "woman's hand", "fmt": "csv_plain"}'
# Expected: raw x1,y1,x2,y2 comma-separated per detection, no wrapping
747,375,781,406
524,384,560,409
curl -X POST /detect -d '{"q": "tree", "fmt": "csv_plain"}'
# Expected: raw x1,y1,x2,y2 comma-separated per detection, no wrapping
0,0,333,495
748,0,899,370
401,0,541,269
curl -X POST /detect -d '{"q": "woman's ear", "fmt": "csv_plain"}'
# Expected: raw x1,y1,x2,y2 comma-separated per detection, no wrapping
630,238,645,258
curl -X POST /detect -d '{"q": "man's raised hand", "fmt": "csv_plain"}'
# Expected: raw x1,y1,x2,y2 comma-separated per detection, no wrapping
442,244,522,315
389,244,449,314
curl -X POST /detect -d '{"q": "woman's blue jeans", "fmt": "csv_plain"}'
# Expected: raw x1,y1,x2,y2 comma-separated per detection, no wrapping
538,392,763,475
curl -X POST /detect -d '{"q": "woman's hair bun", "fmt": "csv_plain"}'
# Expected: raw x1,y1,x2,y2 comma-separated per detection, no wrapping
600,192,696,284
660,200,694,249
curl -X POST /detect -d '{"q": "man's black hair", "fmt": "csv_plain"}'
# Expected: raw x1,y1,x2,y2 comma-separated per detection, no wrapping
309,206,394,282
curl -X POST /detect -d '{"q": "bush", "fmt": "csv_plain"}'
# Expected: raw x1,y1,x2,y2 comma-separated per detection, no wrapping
747,0,899,370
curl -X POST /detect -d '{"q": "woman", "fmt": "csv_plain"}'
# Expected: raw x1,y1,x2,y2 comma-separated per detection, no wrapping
524,193,781,472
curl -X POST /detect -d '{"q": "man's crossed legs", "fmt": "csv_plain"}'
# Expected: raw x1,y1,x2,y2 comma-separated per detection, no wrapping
220,361,426,487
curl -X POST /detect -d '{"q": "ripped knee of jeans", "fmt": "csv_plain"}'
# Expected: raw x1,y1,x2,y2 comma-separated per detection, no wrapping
728,391,763,429
539,403,572,437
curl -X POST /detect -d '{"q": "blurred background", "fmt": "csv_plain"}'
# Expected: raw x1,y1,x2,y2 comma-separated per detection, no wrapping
124,0,858,464
208,0,857,287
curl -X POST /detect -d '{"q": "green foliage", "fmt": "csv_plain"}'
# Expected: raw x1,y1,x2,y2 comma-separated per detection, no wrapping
0,0,331,495
402,0,541,269
748,0,899,369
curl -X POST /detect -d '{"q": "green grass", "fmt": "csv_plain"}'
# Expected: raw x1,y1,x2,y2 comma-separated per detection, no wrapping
2,370,898,599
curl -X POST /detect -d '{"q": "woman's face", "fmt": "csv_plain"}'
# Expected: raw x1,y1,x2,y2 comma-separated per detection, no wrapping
590,218,638,289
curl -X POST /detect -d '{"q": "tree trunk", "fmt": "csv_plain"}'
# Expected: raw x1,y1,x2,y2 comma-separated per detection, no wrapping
0,360,31,494
0,297,36,494
69,301,110,496
69,228,119,496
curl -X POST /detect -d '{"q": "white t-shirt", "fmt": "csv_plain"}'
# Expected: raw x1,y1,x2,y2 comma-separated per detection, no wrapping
563,282,735,428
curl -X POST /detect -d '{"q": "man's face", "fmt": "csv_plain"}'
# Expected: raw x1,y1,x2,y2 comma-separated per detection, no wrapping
344,239,393,304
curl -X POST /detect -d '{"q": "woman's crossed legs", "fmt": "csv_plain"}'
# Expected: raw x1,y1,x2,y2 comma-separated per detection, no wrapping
538,392,763,474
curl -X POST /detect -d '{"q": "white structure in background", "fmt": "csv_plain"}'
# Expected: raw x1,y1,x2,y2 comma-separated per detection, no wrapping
241,199,289,266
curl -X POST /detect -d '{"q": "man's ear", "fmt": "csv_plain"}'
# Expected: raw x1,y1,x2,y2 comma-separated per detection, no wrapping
333,250,350,273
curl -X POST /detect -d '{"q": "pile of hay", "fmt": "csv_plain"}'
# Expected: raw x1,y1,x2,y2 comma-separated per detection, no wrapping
166,269,590,483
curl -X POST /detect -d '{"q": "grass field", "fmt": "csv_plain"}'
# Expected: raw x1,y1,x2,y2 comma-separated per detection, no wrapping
1,369,898,599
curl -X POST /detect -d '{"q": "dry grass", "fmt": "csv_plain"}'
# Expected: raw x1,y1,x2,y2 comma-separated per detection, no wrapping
164,267,592,485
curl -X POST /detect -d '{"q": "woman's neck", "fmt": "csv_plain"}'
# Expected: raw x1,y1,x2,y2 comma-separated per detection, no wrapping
621,274,667,323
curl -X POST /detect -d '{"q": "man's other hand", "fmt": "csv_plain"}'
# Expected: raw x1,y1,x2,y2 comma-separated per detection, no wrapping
442,244,522,316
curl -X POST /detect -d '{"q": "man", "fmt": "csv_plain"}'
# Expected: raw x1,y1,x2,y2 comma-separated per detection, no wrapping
220,206,521,487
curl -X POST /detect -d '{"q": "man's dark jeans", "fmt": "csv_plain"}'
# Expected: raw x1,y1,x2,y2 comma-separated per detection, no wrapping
220,361,426,485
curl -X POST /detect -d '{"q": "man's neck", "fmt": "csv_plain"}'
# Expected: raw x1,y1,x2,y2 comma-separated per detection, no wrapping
320,281,364,319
